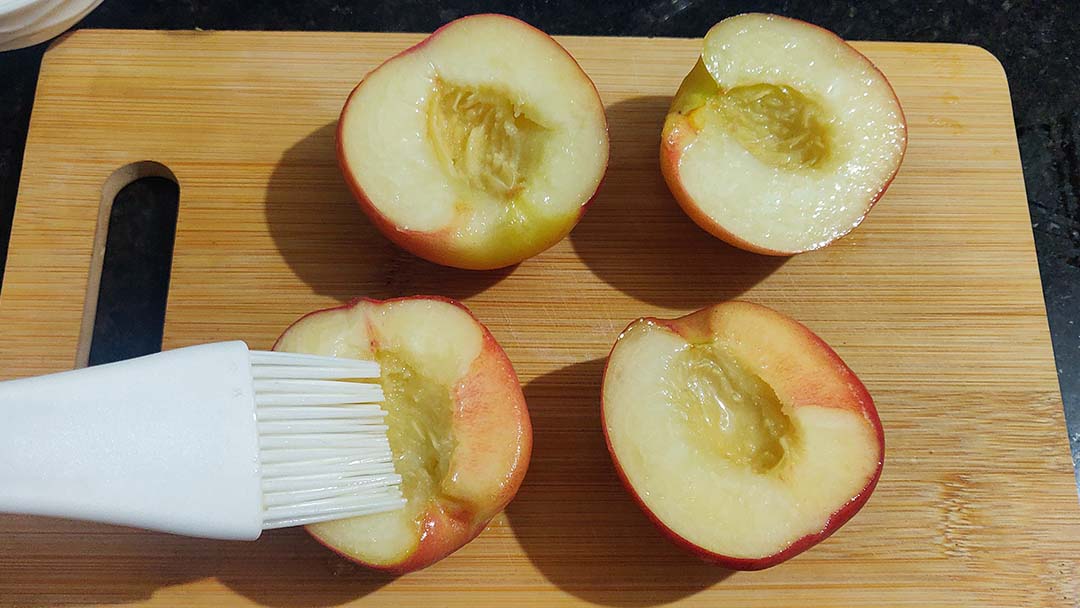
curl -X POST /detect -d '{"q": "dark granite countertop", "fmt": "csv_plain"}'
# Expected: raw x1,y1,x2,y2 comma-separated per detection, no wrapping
1,1,1078,483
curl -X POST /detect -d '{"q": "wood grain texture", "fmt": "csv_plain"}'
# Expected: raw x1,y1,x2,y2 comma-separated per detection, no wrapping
1,29,1077,607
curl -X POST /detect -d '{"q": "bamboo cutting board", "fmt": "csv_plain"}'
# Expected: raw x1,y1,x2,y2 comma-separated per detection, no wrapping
1,29,1078,607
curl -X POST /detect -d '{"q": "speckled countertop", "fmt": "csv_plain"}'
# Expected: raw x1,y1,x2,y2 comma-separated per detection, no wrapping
0,1,1078,482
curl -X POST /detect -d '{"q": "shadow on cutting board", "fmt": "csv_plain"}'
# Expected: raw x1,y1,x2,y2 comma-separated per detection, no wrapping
507,359,733,607
571,96,786,307
264,122,513,303
218,528,396,606
0,516,390,606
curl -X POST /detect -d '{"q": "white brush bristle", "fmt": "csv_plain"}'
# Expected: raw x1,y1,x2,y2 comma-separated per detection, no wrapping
249,350,405,529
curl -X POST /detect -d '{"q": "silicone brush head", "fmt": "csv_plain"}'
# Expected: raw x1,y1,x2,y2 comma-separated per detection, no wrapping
249,351,405,529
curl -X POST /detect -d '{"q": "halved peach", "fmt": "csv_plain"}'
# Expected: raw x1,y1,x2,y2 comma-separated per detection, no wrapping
274,296,531,572
661,13,907,254
602,301,883,569
338,14,609,270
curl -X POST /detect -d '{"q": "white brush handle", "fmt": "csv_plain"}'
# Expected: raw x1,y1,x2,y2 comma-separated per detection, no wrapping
0,341,264,540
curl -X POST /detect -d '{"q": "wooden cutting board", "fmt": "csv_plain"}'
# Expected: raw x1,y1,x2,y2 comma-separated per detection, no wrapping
2,29,1077,608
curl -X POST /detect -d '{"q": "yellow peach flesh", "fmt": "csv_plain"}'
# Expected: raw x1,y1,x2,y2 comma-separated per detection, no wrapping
690,83,832,171
428,78,548,200
376,351,456,532
667,341,797,474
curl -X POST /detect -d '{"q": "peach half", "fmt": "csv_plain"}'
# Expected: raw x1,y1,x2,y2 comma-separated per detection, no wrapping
602,301,883,569
661,13,907,254
274,296,531,572
338,14,609,269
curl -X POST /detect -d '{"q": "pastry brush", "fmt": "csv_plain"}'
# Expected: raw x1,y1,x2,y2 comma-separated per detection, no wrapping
0,341,404,540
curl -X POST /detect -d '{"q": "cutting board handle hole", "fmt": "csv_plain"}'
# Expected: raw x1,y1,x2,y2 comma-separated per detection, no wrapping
79,161,179,367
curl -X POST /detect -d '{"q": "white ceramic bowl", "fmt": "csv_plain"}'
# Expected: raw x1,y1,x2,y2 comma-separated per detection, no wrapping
0,0,104,52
